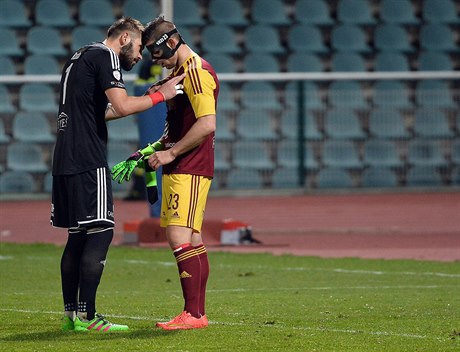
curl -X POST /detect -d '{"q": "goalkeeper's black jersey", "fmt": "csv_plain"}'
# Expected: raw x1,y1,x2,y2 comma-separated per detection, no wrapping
52,42,126,175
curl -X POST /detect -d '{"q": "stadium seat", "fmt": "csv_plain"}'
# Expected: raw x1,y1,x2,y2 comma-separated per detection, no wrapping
316,167,354,188
205,53,237,73
331,24,371,53
418,52,454,71
19,83,58,113
201,25,241,54
0,84,16,114
328,81,368,110
236,109,278,141
271,167,301,189
452,140,460,165
413,109,454,138
0,118,10,144
276,140,319,170
251,0,290,26
374,25,415,53
71,26,105,52
0,171,36,193
280,110,323,141
363,139,403,168
337,0,376,25
406,166,444,187
368,109,410,139
79,0,115,27
286,53,324,72
226,169,264,189
379,0,419,25
35,0,75,27
374,52,410,71
0,28,23,56
361,167,399,187
24,54,61,75
294,0,334,26
407,140,447,167
12,111,55,143
419,24,459,52
217,82,238,112
321,140,362,169
331,52,367,72
324,110,366,140
107,117,139,143
285,81,325,112
240,81,282,110
215,116,235,142
232,140,275,171
245,25,284,54
43,171,52,193
172,0,204,27
7,142,49,173
415,80,456,110
0,0,31,28
422,0,460,24
287,25,328,53
454,167,460,186
122,0,157,24
214,142,231,171
243,53,279,73
372,80,413,110
0,56,15,75
208,0,248,27
26,26,67,56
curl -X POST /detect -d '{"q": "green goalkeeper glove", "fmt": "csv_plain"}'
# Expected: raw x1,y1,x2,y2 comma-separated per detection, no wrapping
111,141,163,184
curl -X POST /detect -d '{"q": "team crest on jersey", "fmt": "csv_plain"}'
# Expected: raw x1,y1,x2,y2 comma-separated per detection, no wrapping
113,70,121,81
57,112,68,131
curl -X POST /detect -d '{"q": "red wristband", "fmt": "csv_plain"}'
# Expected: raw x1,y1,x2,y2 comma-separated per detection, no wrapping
149,91,164,106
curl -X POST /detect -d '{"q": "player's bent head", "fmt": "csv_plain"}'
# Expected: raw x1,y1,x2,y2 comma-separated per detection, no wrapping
107,16,144,42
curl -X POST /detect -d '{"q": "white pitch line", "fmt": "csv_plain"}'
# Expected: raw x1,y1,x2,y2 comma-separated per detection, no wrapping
0,308,435,340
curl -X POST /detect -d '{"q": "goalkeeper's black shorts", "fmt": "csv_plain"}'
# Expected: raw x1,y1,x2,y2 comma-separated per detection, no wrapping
51,167,114,230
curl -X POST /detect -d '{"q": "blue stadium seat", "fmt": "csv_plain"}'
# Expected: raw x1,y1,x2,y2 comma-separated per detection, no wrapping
79,0,114,27
71,26,105,52
419,24,459,52
107,117,139,143
243,53,279,73
379,0,419,25
122,0,157,24
201,25,241,54
0,84,16,114
36,0,75,27
328,81,368,110
217,82,238,112
422,0,460,24
374,52,410,71
276,140,319,170
368,109,410,139
331,52,367,72
43,171,52,193
232,140,275,171
208,0,248,27
0,28,23,56
454,167,460,186
26,26,67,56
286,53,324,72
415,80,456,110
205,53,237,73
374,24,415,53
280,110,323,141
407,140,447,167
240,81,282,110
0,118,11,144
24,54,61,75
361,167,399,187
236,109,278,141
251,0,290,26
316,167,354,188
226,169,264,189
12,111,55,143
321,140,362,169
285,81,325,112
294,0,333,26
363,139,403,168
0,0,31,28
331,24,371,53
215,116,235,142
413,109,454,138
418,52,454,71
214,142,231,171
406,166,444,187
337,0,376,25
0,171,36,193
19,83,58,113
452,140,460,165
324,110,366,140
173,0,204,27
7,142,49,173
372,80,413,110
245,25,284,54
271,167,301,189
0,55,15,75
287,25,328,53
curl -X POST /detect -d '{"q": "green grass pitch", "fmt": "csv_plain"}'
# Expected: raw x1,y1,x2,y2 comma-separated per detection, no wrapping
0,243,459,351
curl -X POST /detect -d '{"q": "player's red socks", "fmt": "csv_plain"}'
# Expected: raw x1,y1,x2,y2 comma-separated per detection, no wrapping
173,244,201,318
194,244,209,316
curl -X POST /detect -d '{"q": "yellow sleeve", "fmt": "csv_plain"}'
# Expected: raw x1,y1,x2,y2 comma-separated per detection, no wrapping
184,67,217,118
